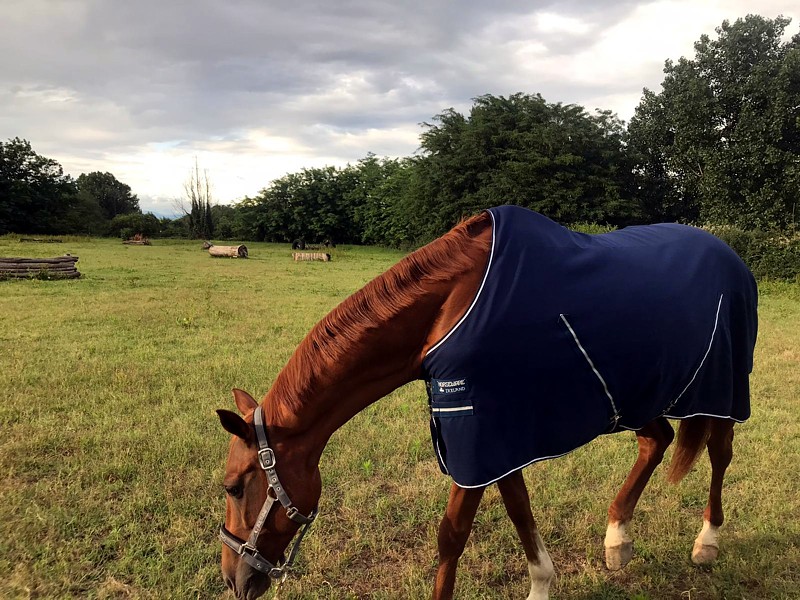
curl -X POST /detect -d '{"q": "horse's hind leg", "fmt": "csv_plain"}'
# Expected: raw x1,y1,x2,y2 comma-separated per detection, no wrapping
432,483,485,600
497,470,554,600
605,417,675,570
692,419,735,565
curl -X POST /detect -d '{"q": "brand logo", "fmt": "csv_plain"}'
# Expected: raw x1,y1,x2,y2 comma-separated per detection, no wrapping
433,378,468,395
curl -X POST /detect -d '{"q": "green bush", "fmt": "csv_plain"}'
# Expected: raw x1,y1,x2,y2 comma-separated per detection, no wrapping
705,225,800,281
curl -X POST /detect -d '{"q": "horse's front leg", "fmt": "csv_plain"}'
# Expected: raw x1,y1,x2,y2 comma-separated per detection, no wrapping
432,482,485,600
605,417,674,570
497,470,554,600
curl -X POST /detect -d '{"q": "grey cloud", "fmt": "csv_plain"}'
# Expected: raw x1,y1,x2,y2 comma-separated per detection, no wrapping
1,0,650,195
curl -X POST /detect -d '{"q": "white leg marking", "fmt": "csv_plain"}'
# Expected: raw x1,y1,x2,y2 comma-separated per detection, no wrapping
526,531,554,600
604,521,632,547
604,521,633,570
692,519,720,565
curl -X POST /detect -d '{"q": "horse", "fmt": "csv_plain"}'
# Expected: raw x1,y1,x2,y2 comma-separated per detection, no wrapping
216,205,758,600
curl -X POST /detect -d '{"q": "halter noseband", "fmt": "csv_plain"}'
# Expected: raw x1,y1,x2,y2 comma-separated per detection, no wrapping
219,405,318,580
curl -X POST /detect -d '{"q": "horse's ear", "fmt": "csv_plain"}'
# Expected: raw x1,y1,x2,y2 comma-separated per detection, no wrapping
231,388,258,415
216,409,251,440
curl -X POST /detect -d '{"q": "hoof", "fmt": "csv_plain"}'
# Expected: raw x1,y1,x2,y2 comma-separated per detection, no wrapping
691,542,719,565
605,541,633,571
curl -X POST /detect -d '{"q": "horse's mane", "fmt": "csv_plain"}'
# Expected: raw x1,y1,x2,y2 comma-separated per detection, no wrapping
266,211,491,415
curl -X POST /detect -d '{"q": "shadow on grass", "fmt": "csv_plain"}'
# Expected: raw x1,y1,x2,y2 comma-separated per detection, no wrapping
572,531,800,600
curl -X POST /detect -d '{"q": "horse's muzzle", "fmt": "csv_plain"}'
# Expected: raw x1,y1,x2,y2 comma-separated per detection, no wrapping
224,562,271,600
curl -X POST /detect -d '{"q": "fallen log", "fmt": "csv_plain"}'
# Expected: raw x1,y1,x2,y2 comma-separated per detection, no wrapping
0,265,77,271
0,270,81,279
0,256,77,264
19,237,62,243
292,252,331,262
208,245,248,258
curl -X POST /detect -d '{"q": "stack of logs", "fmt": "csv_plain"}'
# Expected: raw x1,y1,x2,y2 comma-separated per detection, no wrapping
0,255,80,279
123,234,151,245
292,252,331,262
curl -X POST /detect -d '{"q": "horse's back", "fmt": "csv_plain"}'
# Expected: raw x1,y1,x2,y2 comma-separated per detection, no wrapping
424,206,757,487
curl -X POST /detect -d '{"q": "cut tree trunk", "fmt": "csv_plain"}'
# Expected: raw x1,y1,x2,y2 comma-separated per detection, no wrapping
208,245,248,258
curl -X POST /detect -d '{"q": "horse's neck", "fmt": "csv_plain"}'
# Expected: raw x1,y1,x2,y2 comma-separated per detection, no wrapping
266,216,492,459
271,279,454,446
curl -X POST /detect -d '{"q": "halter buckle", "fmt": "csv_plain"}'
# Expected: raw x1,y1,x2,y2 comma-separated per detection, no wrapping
258,447,276,470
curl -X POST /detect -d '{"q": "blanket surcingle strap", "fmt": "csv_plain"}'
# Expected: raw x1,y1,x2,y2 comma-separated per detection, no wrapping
423,205,758,488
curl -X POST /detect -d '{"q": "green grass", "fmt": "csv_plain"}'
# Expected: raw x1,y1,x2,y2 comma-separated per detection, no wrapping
1,237,798,599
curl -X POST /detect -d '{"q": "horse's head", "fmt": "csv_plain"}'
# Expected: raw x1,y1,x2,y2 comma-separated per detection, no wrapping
216,389,320,600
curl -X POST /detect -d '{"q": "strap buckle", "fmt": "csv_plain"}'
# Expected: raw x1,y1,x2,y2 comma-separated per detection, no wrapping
284,505,311,524
258,447,276,470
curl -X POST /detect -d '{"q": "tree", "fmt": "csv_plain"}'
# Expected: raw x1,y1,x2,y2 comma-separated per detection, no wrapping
108,212,161,239
183,159,214,239
629,15,800,229
0,138,78,234
246,166,362,244
348,155,417,246
408,94,637,242
76,172,140,221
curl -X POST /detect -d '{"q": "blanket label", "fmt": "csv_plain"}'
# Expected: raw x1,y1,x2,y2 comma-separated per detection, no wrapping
431,378,469,396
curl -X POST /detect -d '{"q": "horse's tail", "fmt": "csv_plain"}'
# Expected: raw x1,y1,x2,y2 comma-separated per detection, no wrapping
667,416,713,484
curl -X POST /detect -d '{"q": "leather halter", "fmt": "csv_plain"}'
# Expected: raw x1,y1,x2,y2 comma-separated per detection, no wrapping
219,405,318,579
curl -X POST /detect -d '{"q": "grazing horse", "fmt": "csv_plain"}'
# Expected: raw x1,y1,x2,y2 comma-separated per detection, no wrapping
216,205,757,600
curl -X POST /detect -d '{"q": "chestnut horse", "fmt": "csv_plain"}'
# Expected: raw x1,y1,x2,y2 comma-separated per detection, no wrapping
217,209,755,599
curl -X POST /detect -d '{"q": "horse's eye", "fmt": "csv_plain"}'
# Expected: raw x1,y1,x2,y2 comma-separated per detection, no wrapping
224,485,243,499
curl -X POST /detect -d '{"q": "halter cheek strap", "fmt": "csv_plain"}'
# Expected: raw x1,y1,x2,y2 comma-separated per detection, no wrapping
219,406,318,579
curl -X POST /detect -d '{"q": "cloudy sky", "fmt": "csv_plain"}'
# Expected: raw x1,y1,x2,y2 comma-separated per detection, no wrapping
2,1,797,216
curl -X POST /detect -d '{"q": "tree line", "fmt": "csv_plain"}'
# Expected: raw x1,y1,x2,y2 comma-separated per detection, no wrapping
2,15,797,247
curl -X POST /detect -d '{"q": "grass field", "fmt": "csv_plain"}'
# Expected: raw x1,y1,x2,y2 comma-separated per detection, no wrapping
1,237,798,599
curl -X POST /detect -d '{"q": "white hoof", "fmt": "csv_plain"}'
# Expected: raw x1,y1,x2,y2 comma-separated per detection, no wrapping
691,542,719,565
526,575,551,600
604,521,633,570
692,520,720,565
605,541,633,571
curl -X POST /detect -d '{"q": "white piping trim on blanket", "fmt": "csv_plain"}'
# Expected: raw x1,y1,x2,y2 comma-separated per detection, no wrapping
454,448,581,489
453,411,746,488
432,406,473,413
559,314,619,421
430,416,449,475
614,412,746,432
425,210,497,357
663,293,724,415
663,412,747,423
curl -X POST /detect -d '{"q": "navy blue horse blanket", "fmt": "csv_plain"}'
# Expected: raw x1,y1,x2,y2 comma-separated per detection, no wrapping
423,205,758,488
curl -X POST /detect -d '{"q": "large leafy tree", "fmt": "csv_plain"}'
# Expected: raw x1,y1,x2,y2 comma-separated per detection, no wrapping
76,171,140,221
0,138,78,234
406,93,637,241
629,15,800,229
347,155,416,246
248,166,362,244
